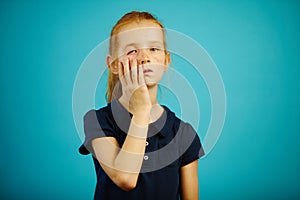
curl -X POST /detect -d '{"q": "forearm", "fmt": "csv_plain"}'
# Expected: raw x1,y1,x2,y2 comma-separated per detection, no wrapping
114,114,149,173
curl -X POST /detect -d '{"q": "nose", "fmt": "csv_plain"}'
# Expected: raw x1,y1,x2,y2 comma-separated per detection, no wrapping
138,49,150,65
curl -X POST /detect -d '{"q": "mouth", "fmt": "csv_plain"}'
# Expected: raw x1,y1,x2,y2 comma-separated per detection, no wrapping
143,69,153,74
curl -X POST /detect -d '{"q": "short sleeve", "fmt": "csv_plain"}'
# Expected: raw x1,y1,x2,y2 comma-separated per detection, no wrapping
79,109,116,155
179,123,205,167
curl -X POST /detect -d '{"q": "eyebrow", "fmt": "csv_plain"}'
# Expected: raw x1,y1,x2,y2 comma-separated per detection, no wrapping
123,43,138,49
123,41,164,49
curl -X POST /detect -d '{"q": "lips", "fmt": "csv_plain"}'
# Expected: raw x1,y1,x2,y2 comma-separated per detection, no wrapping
143,69,153,74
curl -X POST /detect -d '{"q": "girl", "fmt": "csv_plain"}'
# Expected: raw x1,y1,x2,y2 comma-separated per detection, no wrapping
79,11,204,200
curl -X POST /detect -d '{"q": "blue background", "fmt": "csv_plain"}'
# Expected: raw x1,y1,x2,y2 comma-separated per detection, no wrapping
1,0,300,199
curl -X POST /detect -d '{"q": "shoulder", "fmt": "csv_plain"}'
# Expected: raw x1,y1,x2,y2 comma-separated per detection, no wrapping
85,103,112,117
79,103,115,155
84,103,113,124
162,105,200,143
161,105,193,132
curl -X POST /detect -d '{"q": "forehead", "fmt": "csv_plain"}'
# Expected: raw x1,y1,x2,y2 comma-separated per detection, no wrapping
115,21,164,48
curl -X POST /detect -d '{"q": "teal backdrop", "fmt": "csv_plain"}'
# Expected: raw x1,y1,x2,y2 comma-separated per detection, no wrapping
1,0,299,199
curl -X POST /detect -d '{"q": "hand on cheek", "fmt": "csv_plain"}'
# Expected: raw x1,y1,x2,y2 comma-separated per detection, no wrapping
118,58,151,118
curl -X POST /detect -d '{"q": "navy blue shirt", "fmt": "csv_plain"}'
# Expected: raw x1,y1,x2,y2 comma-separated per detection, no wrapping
79,99,204,200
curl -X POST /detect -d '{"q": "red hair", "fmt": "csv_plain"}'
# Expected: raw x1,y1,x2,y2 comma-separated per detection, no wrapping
106,11,166,102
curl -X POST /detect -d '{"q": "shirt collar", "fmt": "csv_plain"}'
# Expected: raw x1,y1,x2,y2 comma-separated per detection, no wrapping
110,99,175,138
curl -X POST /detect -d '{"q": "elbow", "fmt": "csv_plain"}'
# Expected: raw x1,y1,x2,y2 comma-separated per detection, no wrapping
115,174,138,191
119,181,137,191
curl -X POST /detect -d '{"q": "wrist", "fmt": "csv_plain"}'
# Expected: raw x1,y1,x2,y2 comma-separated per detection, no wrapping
132,113,150,127
128,118,149,139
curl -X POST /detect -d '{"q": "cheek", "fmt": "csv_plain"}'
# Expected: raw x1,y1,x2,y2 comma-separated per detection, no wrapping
151,53,166,64
126,54,136,60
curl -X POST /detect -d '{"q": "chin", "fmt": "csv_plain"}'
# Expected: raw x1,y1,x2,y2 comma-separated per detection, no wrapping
145,81,158,88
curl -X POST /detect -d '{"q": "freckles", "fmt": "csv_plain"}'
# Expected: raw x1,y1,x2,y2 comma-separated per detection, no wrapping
152,55,165,63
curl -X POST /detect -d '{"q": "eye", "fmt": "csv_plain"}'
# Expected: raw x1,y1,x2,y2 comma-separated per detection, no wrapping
150,48,160,52
127,49,137,55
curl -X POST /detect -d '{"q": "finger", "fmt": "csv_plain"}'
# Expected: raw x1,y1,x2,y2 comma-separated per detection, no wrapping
118,62,126,85
138,64,145,85
130,59,138,85
123,57,131,84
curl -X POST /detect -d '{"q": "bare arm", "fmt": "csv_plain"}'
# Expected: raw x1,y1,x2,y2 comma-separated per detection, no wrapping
92,114,148,191
180,160,199,200
92,58,151,191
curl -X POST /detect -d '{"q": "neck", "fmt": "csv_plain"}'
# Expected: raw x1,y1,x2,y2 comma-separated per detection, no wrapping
147,84,159,105
147,84,165,123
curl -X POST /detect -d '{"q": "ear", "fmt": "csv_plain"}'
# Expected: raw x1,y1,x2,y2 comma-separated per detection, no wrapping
164,52,171,71
106,55,118,74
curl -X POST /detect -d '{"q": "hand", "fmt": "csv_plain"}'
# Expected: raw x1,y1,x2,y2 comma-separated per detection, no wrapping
118,57,152,119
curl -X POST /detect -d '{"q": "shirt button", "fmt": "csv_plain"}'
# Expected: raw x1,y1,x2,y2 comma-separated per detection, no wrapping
144,155,149,160
145,141,149,146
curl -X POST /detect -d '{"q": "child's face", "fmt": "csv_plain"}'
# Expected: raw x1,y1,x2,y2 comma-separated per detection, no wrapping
111,21,170,86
